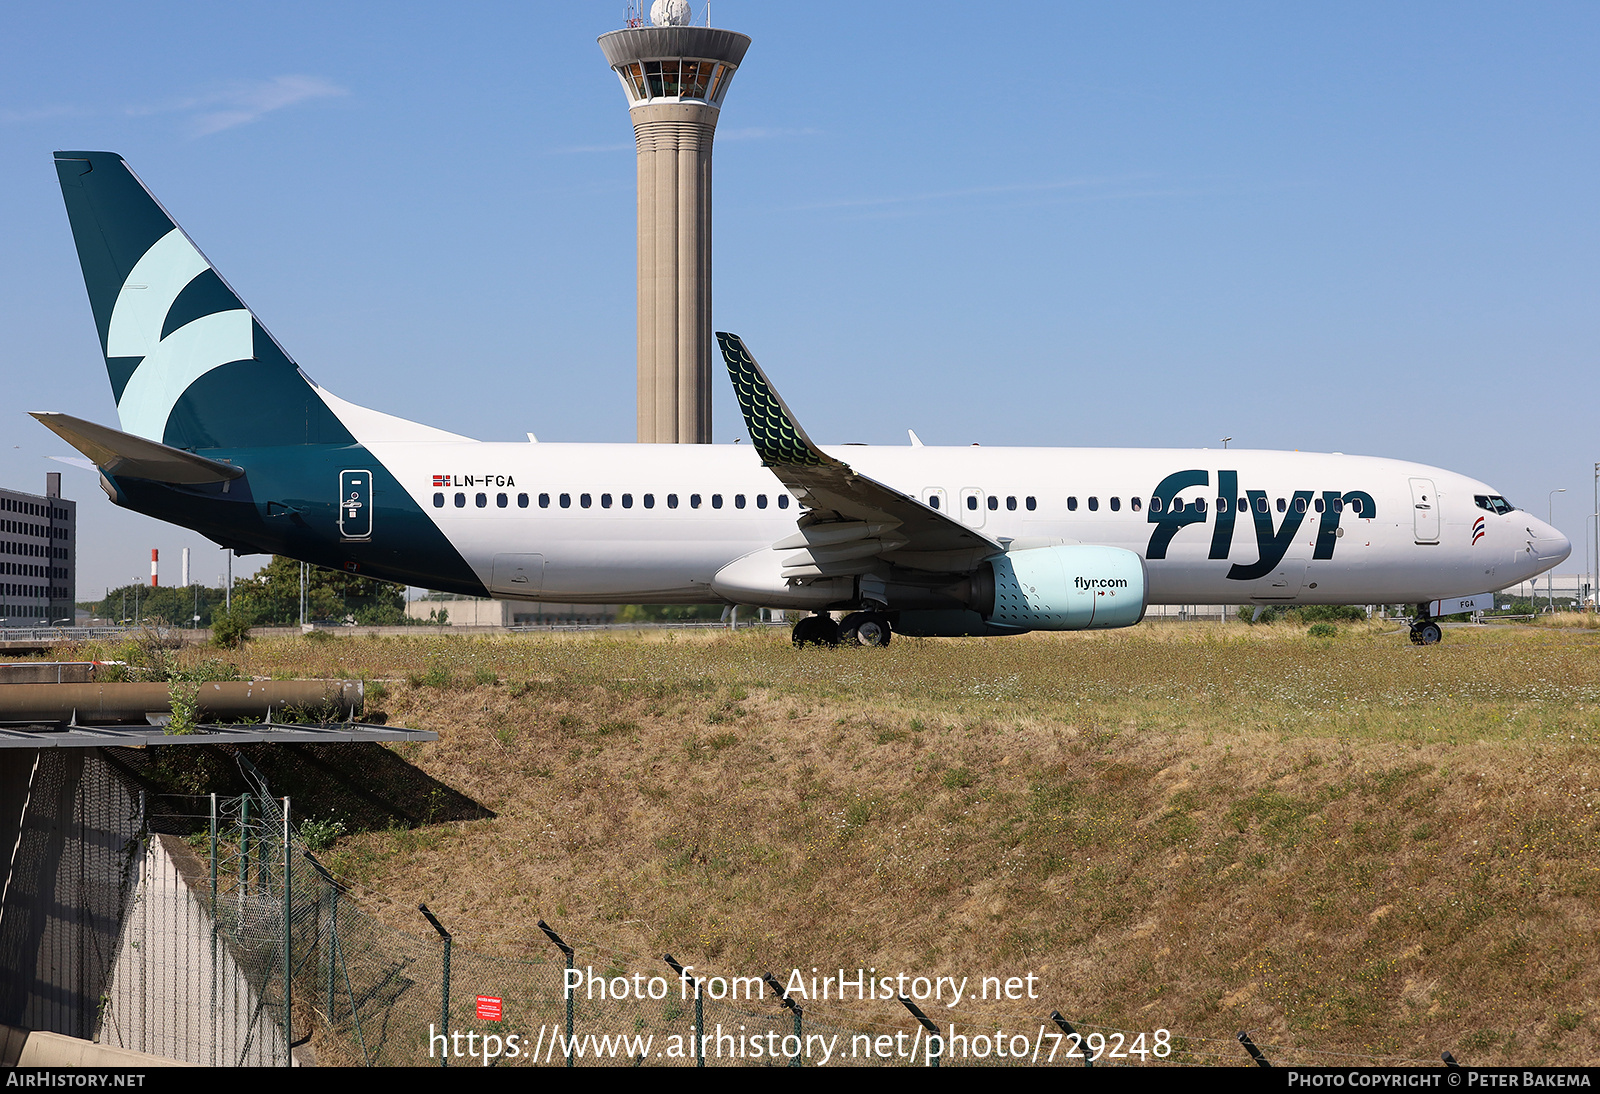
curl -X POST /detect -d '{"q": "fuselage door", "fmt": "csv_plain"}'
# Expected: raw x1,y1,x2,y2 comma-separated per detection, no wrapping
490,553,545,598
959,488,986,528
1410,478,1440,543
338,470,372,540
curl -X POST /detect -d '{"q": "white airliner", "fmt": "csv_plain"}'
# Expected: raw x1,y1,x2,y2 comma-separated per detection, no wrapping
37,152,1571,646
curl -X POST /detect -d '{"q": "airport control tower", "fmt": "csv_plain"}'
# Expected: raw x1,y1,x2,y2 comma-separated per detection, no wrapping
599,1,750,444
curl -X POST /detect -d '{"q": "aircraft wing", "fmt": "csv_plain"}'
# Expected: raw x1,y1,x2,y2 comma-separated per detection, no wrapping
717,333,1001,576
32,412,244,484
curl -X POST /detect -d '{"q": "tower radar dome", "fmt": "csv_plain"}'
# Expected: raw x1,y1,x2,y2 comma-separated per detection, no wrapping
650,0,692,27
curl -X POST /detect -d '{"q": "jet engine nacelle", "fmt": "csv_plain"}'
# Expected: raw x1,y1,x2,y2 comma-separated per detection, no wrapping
895,545,1147,636
979,544,1147,630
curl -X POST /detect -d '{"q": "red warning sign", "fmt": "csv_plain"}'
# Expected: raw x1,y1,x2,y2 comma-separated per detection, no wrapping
476,995,503,1022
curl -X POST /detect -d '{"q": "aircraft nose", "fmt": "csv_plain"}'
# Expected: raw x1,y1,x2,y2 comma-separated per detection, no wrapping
1529,518,1571,564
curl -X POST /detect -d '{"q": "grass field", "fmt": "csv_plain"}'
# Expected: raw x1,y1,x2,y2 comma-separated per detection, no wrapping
73,619,1600,1065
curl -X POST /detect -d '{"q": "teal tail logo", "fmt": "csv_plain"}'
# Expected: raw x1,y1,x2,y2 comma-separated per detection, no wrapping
54,151,352,451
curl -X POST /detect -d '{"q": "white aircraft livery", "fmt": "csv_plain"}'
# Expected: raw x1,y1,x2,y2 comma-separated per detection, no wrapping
40,152,1571,646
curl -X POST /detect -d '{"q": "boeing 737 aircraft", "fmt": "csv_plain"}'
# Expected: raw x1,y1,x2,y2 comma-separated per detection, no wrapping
37,152,1571,646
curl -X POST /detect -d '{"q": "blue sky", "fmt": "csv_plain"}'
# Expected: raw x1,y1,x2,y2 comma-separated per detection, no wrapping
2,2,1597,597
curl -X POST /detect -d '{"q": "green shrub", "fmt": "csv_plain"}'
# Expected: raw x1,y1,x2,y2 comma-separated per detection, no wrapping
1307,622,1338,638
165,683,200,735
211,607,252,648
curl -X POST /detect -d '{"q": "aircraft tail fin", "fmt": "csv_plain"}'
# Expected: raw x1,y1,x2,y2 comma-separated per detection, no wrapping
53,151,354,450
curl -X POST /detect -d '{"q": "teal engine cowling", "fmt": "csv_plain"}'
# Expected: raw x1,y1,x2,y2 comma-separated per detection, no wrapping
985,544,1147,629
896,545,1148,636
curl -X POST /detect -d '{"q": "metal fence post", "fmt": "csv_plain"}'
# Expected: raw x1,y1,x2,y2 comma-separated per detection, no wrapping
763,973,803,1067
209,793,218,1069
1238,1029,1272,1067
537,920,576,1068
898,995,942,1067
664,955,703,1067
282,796,292,1066
420,904,452,1067
239,793,249,896
1049,1011,1092,1068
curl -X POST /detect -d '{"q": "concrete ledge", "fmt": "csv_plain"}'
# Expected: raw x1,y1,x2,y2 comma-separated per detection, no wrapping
0,1024,193,1067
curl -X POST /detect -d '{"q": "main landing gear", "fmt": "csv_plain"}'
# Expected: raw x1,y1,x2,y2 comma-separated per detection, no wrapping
791,611,893,648
840,611,893,648
792,613,840,647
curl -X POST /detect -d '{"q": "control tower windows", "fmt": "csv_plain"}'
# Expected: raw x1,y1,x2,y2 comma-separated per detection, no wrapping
615,59,734,105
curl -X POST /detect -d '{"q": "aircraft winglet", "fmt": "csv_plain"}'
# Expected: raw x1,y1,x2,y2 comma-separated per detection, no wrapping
715,332,1001,564
717,332,826,469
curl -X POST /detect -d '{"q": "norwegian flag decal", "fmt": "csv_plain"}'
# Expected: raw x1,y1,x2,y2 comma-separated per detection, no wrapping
433,475,450,487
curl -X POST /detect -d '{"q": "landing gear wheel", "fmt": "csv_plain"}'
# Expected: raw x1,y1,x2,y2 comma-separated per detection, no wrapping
840,611,892,648
1410,621,1442,645
792,614,841,648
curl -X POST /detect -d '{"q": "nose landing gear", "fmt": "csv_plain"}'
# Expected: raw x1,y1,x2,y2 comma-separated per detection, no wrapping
1409,604,1443,645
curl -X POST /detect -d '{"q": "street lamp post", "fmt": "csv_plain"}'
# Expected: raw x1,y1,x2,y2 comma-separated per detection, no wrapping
1549,489,1567,614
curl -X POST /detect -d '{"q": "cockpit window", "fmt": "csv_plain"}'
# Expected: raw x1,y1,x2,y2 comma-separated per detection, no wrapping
1475,495,1516,515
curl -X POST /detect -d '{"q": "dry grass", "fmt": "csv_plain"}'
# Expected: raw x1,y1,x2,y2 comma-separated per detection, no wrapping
57,621,1600,1065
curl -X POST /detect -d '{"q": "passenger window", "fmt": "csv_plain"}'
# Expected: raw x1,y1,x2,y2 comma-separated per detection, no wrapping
690,494,702,509
757,494,767,509
518,493,529,508
1195,497,1206,513
1332,498,1343,513
1088,497,1099,511
929,495,940,509
581,493,593,508
712,494,723,509
454,493,466,508
476,493,487,508
967,495,978,511
621,493,633,509
1110,496,1121,512
735,494,746,509
1006,496,1017,510
1026,496,1036,511
668,494,679,509
644,493,655,509
601,493,613,508
1276,498,1286,513
778,495,790,509
1131,497,1142,512
1350,497,1363,515
1294,497,1307,514
1067,496,1078,511
433,493,444,508
1217,497,1228,513
1238,497,1248,512
560,493,571,508
1314,498,1324,513
496,493,508,508
987,495,998,511
539,493,550,508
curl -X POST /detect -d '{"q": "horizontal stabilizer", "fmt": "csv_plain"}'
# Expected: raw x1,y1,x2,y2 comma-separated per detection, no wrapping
31,412,244,484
